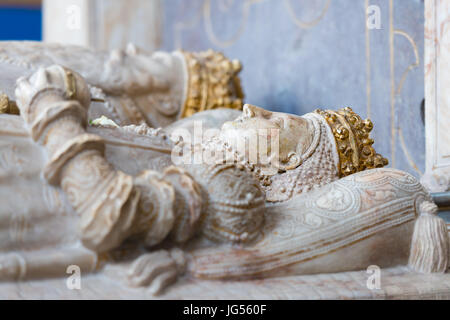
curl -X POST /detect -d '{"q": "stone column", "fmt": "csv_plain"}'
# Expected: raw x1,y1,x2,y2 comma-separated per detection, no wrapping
43,0,163,51
421,0,450,192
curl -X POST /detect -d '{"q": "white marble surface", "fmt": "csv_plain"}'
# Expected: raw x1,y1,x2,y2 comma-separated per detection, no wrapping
1,266,450,300
43,0,162,52
422,0,450,192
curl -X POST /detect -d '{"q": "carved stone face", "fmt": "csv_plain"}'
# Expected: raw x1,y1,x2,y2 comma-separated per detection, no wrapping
219,104,313,173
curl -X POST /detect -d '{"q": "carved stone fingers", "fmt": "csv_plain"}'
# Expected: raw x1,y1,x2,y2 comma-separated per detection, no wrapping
127,249,185,295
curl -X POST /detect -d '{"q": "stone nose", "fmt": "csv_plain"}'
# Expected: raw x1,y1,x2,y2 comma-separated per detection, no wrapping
242,104,255,117
243,104,268,118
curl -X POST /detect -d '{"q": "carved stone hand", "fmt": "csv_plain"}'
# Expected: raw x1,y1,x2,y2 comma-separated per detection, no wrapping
127,249,186,295
15,65,91,118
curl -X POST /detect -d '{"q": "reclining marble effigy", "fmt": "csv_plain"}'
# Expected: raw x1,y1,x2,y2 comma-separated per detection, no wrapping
0,41,244,127
0,61,448,296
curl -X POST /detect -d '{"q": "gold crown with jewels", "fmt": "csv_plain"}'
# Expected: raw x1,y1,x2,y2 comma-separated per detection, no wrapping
315,107,388,177
180,49,244,118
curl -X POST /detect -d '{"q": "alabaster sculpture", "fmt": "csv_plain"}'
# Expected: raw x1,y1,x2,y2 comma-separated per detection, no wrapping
0,41,244,127
0,62,448,296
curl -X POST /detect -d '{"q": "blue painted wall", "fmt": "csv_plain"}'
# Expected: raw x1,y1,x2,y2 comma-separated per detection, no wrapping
0,6,42,41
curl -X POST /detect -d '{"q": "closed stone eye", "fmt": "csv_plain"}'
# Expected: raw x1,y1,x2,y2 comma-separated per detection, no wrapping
272,117,284,127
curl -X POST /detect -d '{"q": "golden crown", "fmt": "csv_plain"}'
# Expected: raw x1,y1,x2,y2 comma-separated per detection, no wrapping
315,107,388,177
180,49,244,118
